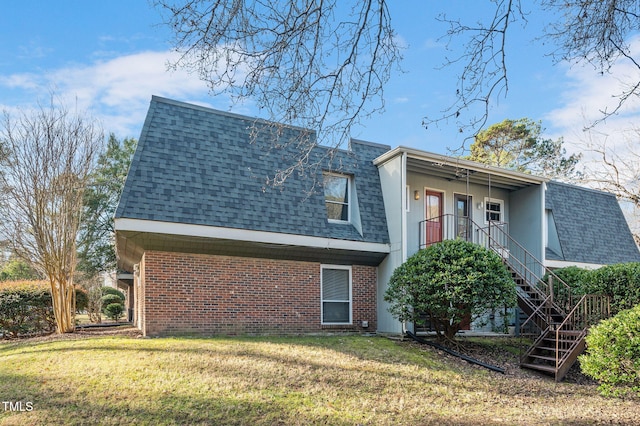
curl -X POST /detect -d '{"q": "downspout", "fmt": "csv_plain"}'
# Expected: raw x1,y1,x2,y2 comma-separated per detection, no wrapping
401,151,408,334
401,151,408,263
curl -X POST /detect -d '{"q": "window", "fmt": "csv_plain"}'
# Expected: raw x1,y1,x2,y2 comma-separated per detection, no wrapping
321,266,352,324
484,198,504,222
323,173,350,222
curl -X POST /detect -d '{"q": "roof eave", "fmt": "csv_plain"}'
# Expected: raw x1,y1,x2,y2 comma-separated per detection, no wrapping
374,146,548,186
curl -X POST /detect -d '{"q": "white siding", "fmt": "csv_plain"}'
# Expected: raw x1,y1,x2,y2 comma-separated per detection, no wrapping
376,154,405,334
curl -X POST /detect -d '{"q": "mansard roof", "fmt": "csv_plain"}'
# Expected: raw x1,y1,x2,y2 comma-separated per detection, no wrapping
545,181,640,265
115,96,390,245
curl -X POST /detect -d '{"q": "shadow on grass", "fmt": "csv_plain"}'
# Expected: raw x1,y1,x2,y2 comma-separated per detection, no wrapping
0,370,349,425
0,368,621,426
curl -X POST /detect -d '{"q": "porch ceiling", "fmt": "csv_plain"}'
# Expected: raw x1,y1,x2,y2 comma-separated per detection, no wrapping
406,156,540,191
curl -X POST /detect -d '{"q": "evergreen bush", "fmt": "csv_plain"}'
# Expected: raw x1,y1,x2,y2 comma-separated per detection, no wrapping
0,281,54,337
104,303,124,322
579,304,640,396
384,239,516,340
583,262,640,315
100,286,125,321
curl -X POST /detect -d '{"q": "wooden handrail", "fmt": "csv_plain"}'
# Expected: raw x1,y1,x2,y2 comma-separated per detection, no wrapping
555,294,611,370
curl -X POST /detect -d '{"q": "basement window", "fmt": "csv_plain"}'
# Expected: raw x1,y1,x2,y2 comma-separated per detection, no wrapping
321,265,352,324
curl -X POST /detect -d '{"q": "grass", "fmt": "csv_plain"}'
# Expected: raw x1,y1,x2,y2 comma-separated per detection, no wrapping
1,333,638,425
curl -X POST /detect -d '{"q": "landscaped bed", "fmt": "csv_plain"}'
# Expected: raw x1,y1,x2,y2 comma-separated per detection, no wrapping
1,329,638,425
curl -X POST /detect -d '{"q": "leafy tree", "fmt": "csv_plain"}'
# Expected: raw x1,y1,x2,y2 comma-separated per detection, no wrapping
466,118,581,179
77,134,137,277
0,259,40,281
0,98,102,333
384,239,516,341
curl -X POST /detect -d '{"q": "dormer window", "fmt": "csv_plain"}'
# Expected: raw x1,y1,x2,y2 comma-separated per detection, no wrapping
323,172,350,222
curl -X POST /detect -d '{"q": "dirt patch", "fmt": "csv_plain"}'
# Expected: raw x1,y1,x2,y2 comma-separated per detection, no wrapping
402,335,598,385
1,324,142,344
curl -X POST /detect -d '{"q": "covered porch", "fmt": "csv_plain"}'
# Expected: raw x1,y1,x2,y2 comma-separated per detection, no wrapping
374,147,547,334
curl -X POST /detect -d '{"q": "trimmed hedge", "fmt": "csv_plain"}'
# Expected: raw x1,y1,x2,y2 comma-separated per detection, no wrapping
584,263,640,315
0,281,54,338
549,262,640,315
101,286,125,322
0,281,86,338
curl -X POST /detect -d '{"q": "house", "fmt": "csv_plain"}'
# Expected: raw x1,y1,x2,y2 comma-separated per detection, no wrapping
115,96,640,337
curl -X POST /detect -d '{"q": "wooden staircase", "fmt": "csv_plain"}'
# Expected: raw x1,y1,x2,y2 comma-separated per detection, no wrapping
502,244,610,381
471,220,610,381
419,215,611,381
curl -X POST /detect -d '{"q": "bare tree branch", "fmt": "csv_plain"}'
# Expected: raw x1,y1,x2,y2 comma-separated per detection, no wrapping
581,129,640,242
424,0,526,140
0,97,102,333
155,0,402,185
541,0,640,128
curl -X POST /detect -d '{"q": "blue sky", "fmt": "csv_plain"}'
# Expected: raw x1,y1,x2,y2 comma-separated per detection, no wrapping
2,1,639,158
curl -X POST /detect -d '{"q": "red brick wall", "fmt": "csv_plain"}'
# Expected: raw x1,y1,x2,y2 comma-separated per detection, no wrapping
139,251,377,336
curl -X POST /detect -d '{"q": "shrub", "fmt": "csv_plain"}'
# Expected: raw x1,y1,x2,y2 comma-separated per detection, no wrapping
583,262,640,315
75,287,89,313
546,266,591,293
101,293,123,307
542,266,591,311
102,286,125,301
384,239,516,340
579,304,640,396
104,303,124,322
0,281,54,337
0,281,88,337
100,286,125,321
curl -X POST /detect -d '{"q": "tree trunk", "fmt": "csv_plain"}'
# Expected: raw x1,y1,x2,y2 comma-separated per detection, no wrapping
50,277,75,333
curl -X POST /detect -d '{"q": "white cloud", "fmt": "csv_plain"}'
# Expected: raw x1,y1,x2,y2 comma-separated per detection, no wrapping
0,50,214,138
544,35,640,156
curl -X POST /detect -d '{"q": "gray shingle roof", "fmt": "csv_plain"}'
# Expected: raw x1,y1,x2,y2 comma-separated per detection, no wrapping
115,96,390,244
545,181,640,264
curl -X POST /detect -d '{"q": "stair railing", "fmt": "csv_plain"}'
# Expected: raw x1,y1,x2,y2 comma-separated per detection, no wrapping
419,214,575,332
481,221,573,313
518,294,553,333
419,216,573,305
555,294,611,372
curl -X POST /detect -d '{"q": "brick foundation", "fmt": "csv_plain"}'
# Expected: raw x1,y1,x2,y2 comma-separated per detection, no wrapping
137,251,377,336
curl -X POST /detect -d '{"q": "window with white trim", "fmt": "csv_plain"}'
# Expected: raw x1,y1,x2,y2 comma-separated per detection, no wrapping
323,173,350,222
484,198,504,222
321,265,352,324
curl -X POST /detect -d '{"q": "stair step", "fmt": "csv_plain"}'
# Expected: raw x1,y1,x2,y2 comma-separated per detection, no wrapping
521,363,557,374
528,354,558,362
536,344,567,350
543,337,579,344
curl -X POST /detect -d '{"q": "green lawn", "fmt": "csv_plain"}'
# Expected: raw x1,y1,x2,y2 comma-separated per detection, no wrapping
1,333,638,425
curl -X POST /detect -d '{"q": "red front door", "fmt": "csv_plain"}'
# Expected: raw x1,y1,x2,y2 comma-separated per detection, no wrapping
425,190,443,246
